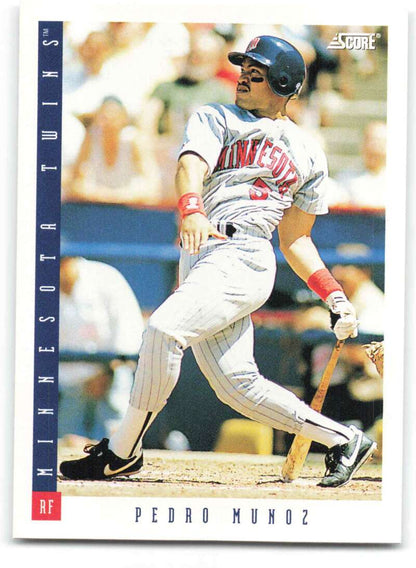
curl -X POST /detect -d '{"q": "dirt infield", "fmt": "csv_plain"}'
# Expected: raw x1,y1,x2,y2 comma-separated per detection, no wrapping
58,447,382,500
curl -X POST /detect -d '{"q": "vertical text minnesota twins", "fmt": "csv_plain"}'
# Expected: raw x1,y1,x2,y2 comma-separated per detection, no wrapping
134,506,309,526
32,21,62,495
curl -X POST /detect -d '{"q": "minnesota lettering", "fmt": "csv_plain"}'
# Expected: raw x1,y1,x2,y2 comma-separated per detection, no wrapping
213,137,298,195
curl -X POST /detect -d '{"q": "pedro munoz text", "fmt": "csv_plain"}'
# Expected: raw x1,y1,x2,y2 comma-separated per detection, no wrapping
134,506,309,526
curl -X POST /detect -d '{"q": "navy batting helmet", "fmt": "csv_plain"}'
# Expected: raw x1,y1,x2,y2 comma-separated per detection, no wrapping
228,35,306,97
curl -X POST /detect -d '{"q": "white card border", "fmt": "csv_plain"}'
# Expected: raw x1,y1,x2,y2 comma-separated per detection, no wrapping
11,0,409,544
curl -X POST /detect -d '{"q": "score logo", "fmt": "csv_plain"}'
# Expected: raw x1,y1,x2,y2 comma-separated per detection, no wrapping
32,492,61,521
327,32,380,51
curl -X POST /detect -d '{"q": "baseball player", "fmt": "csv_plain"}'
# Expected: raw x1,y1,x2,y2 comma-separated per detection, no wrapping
60,36,376,487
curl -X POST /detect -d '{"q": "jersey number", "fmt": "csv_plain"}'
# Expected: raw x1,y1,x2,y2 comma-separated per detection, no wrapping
250,178,271,200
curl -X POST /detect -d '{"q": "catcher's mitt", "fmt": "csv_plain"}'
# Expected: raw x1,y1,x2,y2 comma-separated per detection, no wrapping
364,341,384,378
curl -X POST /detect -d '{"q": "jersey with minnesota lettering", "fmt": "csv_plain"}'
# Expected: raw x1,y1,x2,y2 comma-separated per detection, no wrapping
179,103,328,239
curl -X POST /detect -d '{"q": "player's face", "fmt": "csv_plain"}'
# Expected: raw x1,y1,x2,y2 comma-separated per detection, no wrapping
235,59,281,117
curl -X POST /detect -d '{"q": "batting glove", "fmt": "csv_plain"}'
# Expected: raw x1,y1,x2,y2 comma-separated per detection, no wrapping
326,291,359,340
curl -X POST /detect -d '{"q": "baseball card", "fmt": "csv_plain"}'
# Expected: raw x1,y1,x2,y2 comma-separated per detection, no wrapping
12,0,409,546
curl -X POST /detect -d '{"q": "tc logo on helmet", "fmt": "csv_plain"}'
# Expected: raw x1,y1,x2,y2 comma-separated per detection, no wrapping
247,37,261,51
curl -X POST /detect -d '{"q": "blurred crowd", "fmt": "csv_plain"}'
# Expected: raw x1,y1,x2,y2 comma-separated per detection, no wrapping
59,256,144,444
61,21,387,209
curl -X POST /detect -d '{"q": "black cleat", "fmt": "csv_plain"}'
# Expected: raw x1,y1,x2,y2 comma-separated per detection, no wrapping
318,426,377,488
59,438,143,480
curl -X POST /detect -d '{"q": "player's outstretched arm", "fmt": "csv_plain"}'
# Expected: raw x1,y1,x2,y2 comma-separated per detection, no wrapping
278,205,358,340
278,205,325,281
176,153,227,254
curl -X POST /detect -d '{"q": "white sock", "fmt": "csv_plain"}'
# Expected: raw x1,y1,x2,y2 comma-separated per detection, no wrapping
299,410,354,448
109,405,156,458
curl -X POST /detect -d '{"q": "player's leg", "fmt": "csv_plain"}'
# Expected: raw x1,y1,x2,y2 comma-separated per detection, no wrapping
192,317,376,486
59,268,208,477
192,315,356,448
108,239,277,459
62,237,277,474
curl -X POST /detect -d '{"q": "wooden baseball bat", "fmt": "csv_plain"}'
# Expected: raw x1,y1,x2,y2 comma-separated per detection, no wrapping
281,339,345,482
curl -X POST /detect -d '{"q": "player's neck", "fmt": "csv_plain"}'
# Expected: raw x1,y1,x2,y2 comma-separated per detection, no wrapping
251,108,288,120
250,100,288,121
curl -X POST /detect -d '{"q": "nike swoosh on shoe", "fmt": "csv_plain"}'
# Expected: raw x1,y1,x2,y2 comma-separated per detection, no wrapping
340,430,363,467
103,455,142,477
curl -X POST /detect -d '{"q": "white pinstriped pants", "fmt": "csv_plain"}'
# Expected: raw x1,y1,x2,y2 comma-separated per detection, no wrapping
129,235,313,436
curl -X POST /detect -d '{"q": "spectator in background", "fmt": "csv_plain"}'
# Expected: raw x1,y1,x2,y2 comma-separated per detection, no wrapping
64,96,162,206
64,30,112,95
59,257,144,443
142,21,191,82
62,23,109,94
63,29,115,121
145,28,234,134
64,21,109,55
62,30,113,193
293,264,384,431
306,25,357,99
304,26,343,93
330,264,384,335
212,24,241,88
64,22,186,123
308,71,346,127
140,29,234,203
100,22,188,121
331,121,387,208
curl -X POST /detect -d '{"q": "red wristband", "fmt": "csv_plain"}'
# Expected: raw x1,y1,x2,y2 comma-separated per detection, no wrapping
178,192,206,219
307,268,343,301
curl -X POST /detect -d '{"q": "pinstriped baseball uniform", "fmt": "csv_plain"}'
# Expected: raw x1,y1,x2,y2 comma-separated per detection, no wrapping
182,103,328,234
129,102,349,448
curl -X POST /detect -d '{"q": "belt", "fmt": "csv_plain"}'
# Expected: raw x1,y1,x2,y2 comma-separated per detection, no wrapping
215,221,267,239
218,222,237,238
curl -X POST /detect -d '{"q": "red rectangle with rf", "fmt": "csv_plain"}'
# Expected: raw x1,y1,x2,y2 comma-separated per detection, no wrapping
32,492,61,520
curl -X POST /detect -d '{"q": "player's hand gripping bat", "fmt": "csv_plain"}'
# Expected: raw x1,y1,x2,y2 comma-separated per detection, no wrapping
281,339,345,482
